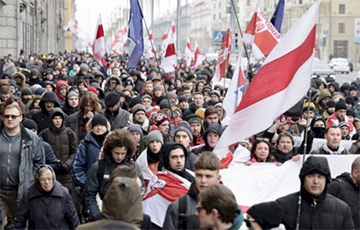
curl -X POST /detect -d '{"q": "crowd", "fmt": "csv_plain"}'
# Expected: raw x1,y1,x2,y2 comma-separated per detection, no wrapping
0,51,359,230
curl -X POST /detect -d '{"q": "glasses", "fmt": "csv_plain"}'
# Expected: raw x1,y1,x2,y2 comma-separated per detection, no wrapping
196,205,205,213
3,115,21,119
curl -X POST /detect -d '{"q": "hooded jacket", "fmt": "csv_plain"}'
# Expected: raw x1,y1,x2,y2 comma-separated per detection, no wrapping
12,166,79,230
13,72,29,90
56,80,69,107
77,177,142,230
193,124,223,155
276,156,354,230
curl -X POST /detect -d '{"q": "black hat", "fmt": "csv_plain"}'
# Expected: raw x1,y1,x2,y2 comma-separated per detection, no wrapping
326,100,336,108
179,95,188,103
345,97,355,106
21,88,32,96
22,119,38,131
246,201,284,230
91,114,108,127
347,108,355,117
159,99,171,110
105,92,120,107
335,99,347,111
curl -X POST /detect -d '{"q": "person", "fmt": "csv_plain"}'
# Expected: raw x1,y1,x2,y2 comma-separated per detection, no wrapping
0,101,45,228
186,114,204,147
62,90,80,116
193,124,222,156
163,152,222,230
195,184,243,230
327,156,360,229
12,165,79,230
102,92,130,130
326,99,356,137
82,129,138,221
127,104,150,135
203,106,220,130
174,121,197,171
245,201,285,230
339,121,351,140
310,125,349,155
273,132,301,165
128,124,144,160
276,156,354,229
76,177,142,230
245,139,274,166
154,113,173,144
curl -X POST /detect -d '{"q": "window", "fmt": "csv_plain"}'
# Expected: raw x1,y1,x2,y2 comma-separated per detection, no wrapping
339,4,345,14
334,40,348,58
247,0,250,6
338,23,345,33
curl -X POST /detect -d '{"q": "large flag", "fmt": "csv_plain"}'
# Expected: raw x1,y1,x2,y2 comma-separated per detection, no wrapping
212,28,232,83
92,15,107,67
111,26,128,56
184,38,192,67
145,31,156,59
128,0,144,69
193,41,202,68
160,21,177,73
243,7,282,59
271,0,285,33
63,20,79,35
222,52,246,120
214,1,319,158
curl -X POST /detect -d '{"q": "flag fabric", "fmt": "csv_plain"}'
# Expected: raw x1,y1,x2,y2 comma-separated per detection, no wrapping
63,20,79,35
271,0,285,33
145,31,156,59
184,38,192,67
222,52,246,121
243,7,282,59
161,31,169,52
128,0,144,69
214,1,319,158
160,21,177,73
111,26,128,56
92,15,107,67
193,41,202,68
212,28,233,83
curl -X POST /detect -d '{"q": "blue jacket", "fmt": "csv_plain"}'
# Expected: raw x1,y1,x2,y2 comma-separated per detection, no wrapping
71,132,101,187
42,141,59,170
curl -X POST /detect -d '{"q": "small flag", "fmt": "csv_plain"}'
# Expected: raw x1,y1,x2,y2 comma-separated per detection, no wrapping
92,15,107,67
212,28,232,83
184,38,192,67
193,41,202,68
160,21,177,73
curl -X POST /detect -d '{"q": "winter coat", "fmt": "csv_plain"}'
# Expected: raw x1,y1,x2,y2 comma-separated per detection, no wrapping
101,108,130,130
77,177,142,230
42,141,59,170
13,72,29,90
65,110,100,143
273,147,299,164
71,133,102,187
326,113,356,136
328,172,360,229
12,181,79,230
311,143,350,155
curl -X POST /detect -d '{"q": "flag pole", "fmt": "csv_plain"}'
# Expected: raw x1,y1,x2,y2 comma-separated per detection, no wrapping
230,0,254,82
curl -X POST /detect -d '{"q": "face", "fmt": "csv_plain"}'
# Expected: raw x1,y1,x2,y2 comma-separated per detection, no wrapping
325,127,341,148
194,94,204,107
169,148,185,171
152,79,162,86
183,90,191,99
45,85,53,92
84,103,94,114
303,173,326,196
92,124,107,135
326,107,335,114
2,108,23,131
197,82,204,92
44,101,55,111
59,88,67,96
205,113,219,125
340,126,349,138
52,116,63,128
107,102,120,112
154,89,163,97
277,136,294,153
145,83,153,94
196,200,215,229
211,95,219,102
68,96,79,108
131,132,141,143
207,131,219,148
0,93,10,101
149,140,162,154
190,123,202,136
134,111,146,124
141,98,152,109
175,131,191,148
111,146,127,163
179,101,188,109
254,142,270,161
158,121,170,135
335,109,347,121
195,169,221,191
303,110,315,119
39,170,54,192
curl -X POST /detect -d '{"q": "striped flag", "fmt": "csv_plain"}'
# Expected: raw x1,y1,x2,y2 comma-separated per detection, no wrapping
193,41,202,68
160,21,177,73
92,15,107,67
184,38,192,67
212,28,232,83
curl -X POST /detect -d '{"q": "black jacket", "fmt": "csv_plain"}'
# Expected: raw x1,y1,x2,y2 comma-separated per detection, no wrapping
328,172,360,230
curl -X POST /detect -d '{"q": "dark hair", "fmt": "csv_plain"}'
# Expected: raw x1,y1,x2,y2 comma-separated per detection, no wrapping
205,106,218,118
103,129,137,158
250,140,273,162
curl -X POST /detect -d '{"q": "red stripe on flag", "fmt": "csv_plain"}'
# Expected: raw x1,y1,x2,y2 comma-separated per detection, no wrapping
235,26,316,112
96,24,104,39
165,43,176,57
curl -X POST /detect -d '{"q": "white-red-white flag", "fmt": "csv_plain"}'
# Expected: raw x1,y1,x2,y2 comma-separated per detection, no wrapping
92,15,107,67
111,26,128,56
160,21,177,73
243,7,282,59
214,1,318,158
161,31,169,52
193,41,202,68
145,31,156,59
63,20,79,35
184,38,192,68
212,28,232,83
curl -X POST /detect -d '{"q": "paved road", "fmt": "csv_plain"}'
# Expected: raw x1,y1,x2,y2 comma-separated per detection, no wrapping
334,70,360,86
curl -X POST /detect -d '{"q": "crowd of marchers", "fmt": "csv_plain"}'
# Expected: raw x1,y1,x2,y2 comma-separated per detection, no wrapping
0,51,359,230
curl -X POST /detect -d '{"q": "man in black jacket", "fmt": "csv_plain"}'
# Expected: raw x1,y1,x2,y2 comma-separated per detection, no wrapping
328,156,360,230
276,156,354,229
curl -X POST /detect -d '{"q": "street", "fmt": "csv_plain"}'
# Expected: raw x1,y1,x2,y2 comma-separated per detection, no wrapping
334,70,360,86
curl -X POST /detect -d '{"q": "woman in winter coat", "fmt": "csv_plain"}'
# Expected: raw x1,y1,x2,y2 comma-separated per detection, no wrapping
245,140,275,166
12,165,79,230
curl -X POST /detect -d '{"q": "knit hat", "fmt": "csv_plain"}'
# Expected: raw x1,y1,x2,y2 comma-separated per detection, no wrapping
147,130,164,145
129,97,141,109
35,87,46,96
211,90,221,99
80,63,89,72
303,102,316,112
154,113,169,126
154,85,164,92
67,91,79,99
338,121,349,129
349,85,357,92
91,114,108,127
326,100,336,108
30,84,42,93
246,201,284,230
186,114,202,124
159,99,171,110
345,97,355,106
22,119,38,131
21,88,32,96
347,108,355,117
168,92,177,101
105,92,121,107
335,99,347,111
195,108,206,119
174,121,193,141
30,68,38,77
141,94,151,101
179,95,188,103
132,104,146,115
128,124,143,137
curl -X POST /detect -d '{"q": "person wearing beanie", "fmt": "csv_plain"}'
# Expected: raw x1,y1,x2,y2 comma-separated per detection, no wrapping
102,92,130,131
339,121,351,140
128,124,144,160
174,121,197,171
72,113,110,188
317,88,332,115
322,99,336,119
302,101,316,120
27,68,42,86
326,99,356,137
186,114,205,147
141,94,153,112
193,124,223,156
154,113,173,144
210,90,221,103
21,88,33,105
128,104,150,134
276,156,354,229
62,91,80,116
178,95,189,113
311,125,349,155
345,96,360,119
152,85,165,106
245,201,284,230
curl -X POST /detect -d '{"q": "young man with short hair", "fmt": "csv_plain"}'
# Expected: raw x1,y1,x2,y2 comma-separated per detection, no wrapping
311,125,349,155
